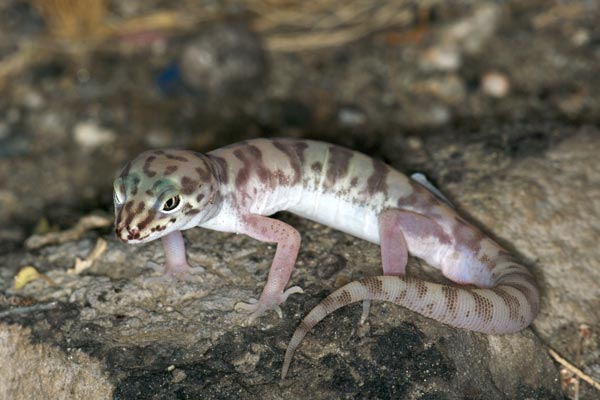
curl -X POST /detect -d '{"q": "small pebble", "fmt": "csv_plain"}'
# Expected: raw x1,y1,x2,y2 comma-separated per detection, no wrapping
407,136,423,151
338,107,366,127
481,72,510,98
556,90,585,116
571,29,589,47
144,130,173,148
414,74,466,104
428,104,451,125
172,369,187,383
73,121,116,150
76,68,90,83
21,91,44,110
420,45,461,71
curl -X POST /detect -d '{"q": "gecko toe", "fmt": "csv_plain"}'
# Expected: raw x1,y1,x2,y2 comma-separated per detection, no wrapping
142,261,203,284
234,286,304,321
234,298,258,312
281,286,304,302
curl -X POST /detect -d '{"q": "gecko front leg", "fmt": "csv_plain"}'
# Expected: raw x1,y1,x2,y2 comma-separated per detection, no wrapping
145,230,203,283
161,230,195,279
234,214,304,320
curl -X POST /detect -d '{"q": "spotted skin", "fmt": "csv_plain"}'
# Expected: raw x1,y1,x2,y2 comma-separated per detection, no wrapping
112,138,539,379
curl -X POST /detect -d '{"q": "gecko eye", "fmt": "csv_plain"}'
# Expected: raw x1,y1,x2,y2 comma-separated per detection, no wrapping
161,195,181,213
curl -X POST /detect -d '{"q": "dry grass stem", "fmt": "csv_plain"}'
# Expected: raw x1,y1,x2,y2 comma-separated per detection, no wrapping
25,215,112,250
548,348,600,392
30,0,106,39
248,0,422,51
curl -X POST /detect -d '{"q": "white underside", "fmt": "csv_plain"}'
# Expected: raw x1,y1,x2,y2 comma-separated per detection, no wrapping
287,189,380,243
286,189,450,270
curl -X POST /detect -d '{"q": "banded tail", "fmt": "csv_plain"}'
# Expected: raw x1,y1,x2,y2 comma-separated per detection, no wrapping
281,266,539,379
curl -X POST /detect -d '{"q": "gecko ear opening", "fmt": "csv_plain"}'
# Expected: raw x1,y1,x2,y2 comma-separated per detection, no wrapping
162,195,182,213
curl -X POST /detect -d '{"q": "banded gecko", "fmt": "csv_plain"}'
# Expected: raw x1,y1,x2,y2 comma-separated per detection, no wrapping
113,138,539,379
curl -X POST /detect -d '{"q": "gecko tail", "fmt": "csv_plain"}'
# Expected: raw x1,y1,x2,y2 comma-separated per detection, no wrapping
281,279,370,379
281,271,538,379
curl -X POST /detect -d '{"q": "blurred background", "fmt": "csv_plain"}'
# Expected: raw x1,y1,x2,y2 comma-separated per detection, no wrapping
0,0,597,251
0,1,599,398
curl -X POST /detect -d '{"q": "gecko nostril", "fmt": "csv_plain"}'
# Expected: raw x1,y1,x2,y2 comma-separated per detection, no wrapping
127,226,139,236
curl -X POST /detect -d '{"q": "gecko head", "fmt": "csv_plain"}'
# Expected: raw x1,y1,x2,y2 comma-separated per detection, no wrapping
113,149,220,244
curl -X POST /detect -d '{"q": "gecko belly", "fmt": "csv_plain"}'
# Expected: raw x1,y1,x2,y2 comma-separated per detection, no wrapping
288,189,381,244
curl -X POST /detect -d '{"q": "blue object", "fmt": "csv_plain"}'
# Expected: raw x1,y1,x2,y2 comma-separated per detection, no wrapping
155,62,186,96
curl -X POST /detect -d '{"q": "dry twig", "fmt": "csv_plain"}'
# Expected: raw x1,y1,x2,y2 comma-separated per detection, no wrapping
25,215,111,250
68,238,108,275
548,348,600,392
248,0,420,51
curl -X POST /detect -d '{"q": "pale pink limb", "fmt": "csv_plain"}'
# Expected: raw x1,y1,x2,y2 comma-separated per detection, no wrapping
161,231,193,280
378,209,409,276
144,231,204,285
234,214,303,320
361,208,410,323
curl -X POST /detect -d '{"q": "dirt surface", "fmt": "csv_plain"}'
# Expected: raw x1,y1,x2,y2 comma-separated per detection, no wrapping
1,1,599,399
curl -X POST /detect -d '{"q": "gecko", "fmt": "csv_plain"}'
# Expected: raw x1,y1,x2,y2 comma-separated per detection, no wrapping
112,138,539,379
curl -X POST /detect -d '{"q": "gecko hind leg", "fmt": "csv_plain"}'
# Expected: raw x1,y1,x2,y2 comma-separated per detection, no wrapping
361,209,451,322
361,208,410,323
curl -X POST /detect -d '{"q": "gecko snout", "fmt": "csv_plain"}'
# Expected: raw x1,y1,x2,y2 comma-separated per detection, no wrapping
125,226,141,241
115,225,140,242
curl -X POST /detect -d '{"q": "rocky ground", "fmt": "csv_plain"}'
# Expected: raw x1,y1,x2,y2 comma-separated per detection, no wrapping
0,1,599,399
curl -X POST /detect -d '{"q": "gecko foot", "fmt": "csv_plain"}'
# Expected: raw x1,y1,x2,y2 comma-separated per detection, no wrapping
165,262,204,282
144,261,204,285
234,286,304,321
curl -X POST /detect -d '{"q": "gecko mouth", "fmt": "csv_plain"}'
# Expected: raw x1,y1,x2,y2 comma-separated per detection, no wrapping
116,233,152,244
115,226,151,243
